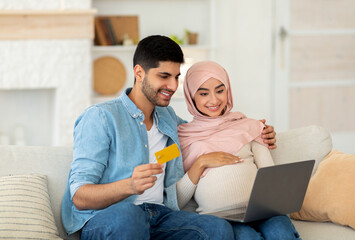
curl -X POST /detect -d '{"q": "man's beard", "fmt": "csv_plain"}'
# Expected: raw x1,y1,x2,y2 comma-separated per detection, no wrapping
141,76,171,107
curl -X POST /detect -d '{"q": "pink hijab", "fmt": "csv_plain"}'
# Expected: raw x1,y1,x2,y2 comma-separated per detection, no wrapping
178,61,267,176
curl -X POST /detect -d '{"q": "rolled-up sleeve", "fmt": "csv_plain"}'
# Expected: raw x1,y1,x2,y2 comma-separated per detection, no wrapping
69,106,110,199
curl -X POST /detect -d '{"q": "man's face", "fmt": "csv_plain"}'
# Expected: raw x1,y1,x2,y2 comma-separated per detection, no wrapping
141,61,181,107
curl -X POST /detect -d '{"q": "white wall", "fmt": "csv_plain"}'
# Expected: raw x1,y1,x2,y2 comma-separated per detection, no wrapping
214,0,273,122
171,0,274,123
0,0,92,146
1,0,352,153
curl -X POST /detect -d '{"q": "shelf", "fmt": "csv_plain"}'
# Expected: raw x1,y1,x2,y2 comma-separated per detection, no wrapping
0,10,97,15
181,45,214,50
92,0,215,46
91,0,216,107
92,45,214,54
0,9,97,40
92,45,136,52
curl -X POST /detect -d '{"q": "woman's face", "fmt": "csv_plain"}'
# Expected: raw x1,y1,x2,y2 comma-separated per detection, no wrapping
193,78,228,117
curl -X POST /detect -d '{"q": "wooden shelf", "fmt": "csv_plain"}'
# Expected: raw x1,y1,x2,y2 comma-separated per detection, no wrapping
92,45,137,52
92,44,213,53
0,10,97,15
90,0,216,107
0,9,97,40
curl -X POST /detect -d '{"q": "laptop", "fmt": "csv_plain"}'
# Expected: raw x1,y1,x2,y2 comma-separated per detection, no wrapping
205,159,315,223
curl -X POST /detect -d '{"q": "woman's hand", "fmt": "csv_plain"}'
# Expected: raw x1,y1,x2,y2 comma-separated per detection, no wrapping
260,119,277,150
187,152,242,184
196,152,242,169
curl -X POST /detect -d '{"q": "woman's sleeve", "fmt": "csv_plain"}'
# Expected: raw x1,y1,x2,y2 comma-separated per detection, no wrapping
251,141,274,168
176,173,197,209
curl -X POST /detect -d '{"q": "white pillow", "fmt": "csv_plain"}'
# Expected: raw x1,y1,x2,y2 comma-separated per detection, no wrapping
0,174,61,239
271,125,332,174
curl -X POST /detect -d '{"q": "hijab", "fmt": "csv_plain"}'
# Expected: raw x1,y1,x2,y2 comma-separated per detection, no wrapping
178,61,267,176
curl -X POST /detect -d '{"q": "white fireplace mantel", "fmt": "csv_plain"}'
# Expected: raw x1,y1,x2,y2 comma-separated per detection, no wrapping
0,8,95,146
0,9,96,40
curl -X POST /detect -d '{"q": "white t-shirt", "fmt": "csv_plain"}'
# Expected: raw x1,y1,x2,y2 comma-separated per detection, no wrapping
134,120,168,205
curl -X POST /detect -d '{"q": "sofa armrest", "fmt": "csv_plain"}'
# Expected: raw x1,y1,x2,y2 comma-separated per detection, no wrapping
271,125,333,173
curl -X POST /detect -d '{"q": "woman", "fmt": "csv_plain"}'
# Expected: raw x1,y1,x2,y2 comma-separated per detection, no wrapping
178,61,300,240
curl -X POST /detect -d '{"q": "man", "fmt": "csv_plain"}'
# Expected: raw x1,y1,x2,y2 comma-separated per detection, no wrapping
61,35,276,239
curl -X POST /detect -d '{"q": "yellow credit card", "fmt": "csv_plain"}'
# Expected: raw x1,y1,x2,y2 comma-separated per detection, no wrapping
155,143,181,164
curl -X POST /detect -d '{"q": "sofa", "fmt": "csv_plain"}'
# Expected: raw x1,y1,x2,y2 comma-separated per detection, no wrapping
0,125,354,239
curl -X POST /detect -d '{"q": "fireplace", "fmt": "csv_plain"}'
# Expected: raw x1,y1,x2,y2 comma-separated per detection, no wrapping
0,89,55,146
0,39,93,146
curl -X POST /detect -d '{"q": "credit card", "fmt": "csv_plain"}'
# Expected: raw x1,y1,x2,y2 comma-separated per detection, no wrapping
155,143,181,164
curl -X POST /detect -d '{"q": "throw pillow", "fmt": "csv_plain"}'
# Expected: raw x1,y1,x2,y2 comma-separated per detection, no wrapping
290,150,355,229
0,174,61,239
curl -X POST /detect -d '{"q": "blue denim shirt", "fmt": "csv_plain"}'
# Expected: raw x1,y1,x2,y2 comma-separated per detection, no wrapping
61,88,186,235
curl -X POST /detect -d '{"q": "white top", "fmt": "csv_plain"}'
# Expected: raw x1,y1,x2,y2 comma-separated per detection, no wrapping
194,141,274,214
134,120,168,205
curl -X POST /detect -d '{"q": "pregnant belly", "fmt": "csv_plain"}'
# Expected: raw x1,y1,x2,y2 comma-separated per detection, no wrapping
195,161,257,214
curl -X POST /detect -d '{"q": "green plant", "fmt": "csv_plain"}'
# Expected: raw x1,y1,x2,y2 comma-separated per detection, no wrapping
169,35,184,45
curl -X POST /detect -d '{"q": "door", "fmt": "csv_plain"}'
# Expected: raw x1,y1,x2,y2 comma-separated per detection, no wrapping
273,0,355,154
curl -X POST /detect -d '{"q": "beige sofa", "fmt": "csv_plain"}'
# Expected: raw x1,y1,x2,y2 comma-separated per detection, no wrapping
0,125,354,239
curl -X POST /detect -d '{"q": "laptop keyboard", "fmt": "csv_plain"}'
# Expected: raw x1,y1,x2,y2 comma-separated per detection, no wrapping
224,212,246,220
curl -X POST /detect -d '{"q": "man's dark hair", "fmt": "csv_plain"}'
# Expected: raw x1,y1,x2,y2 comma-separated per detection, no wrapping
133,35,184,73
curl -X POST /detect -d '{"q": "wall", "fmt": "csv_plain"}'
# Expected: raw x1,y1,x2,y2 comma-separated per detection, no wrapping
91,0,214,123
214,0,354,154
1,0,352,154
214,0,273,121
273,0,355,154
0,0,92,146
0,0,275,145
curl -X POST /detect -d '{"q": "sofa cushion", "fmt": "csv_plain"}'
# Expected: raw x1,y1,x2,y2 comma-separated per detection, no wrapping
0,174,61,239
271,125,332,174
292,220,355,240
291,150,355,230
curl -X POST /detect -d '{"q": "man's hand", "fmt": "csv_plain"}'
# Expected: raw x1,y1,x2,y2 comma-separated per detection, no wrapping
260,119,277,150
130,163,164,195
72,163,164,210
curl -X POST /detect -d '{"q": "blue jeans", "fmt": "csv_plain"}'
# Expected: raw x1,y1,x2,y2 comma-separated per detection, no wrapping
231,215,301,240
81,202,234,240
